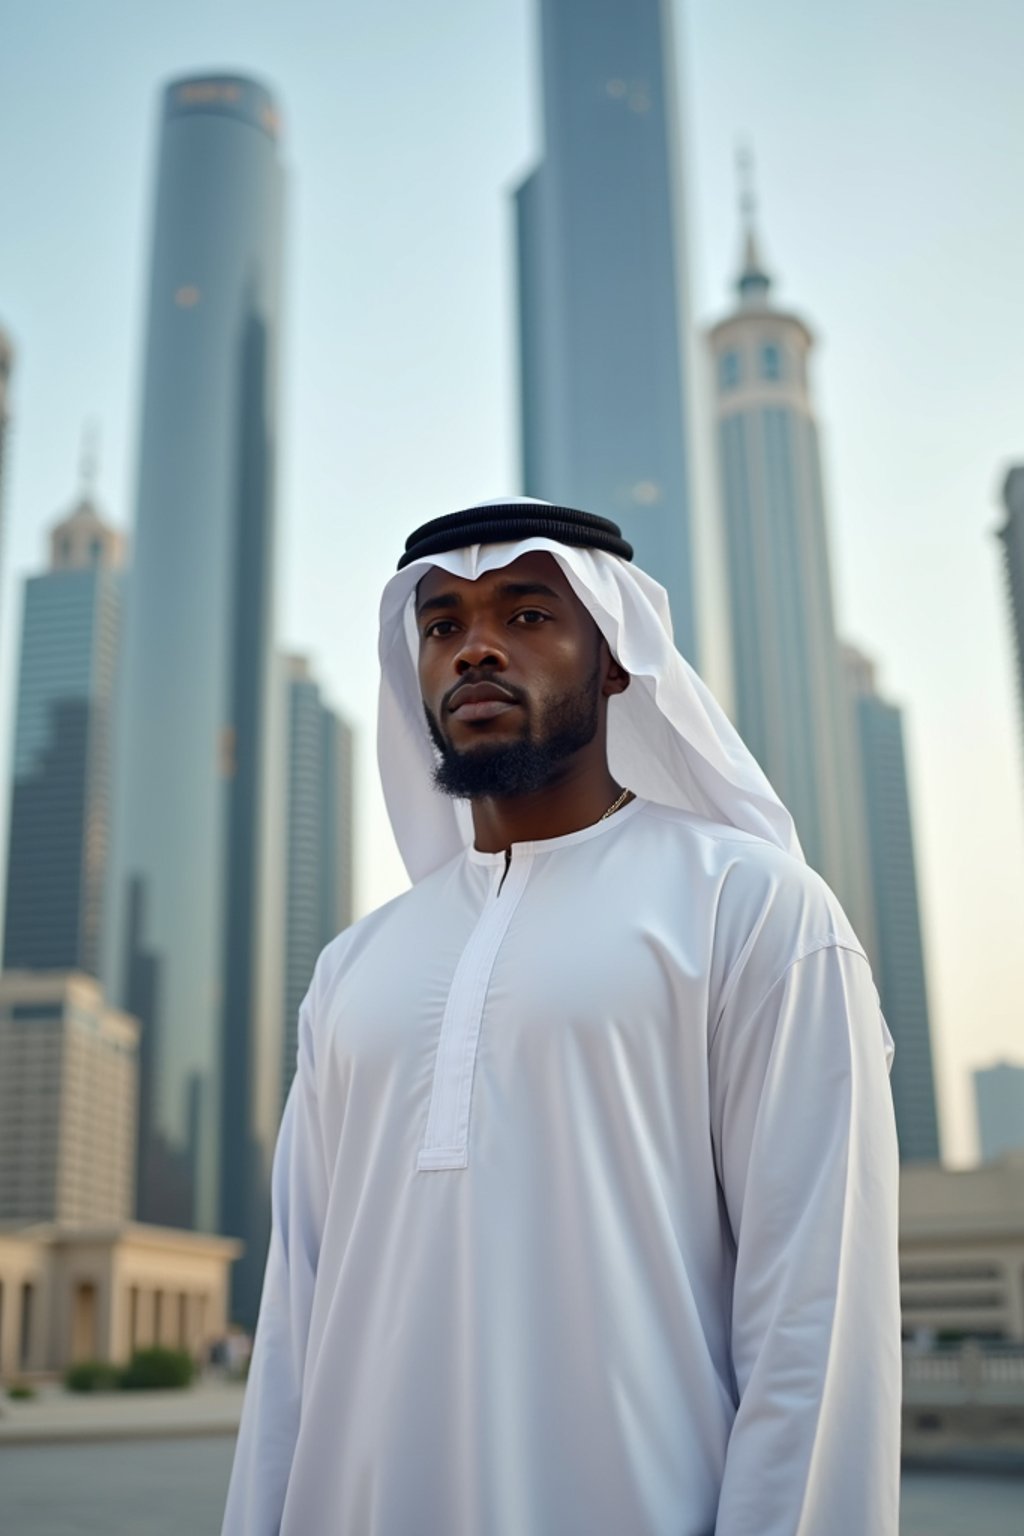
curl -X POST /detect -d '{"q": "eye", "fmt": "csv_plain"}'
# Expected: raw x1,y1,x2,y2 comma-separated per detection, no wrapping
512,609,550,626
424,618,459,639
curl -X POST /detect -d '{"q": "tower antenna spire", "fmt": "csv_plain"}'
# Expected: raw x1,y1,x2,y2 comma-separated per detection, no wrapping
79,419,100,499
737,141,757,232
734,142,771,303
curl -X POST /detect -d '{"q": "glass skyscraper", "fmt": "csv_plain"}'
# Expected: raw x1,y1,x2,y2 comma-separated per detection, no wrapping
707,224,876,955
515,0,698,660
280,656,354,1110
844,646,940,1162
4,495,123,977
106,75,285,1323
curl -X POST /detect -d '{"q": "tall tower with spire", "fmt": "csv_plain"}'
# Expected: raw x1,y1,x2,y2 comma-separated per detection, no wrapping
515,0,699,660
706,166,876,954
3,434,124,976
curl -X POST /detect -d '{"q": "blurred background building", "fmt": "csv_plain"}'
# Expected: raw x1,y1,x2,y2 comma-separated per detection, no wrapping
0,971,137,1225
281,654,354,1106
974,1062,1024,1162
845,645,941,1162
900,1157,1024,1342
0,1219,239,1377
706,208,875,958
104,74,286,1324
3,464,123,977
516,0,698,660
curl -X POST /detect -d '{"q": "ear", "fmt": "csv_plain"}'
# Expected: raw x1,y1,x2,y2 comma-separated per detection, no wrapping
600,641,631,698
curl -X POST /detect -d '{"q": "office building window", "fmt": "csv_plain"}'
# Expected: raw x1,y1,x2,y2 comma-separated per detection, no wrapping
719,351,741,391
761,342,783,381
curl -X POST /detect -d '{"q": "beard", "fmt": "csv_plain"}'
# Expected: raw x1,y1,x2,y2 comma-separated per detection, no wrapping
424,664,601,799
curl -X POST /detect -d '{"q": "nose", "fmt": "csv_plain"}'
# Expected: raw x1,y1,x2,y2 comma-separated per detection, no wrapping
453,616,509,674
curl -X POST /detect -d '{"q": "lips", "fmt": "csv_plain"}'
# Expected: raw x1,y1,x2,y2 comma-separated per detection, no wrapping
446,681,521,722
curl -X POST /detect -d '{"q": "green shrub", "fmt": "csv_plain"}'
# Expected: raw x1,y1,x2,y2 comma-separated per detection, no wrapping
65,1360,121,1393
119,1346,195,1391
7,1381,36,1400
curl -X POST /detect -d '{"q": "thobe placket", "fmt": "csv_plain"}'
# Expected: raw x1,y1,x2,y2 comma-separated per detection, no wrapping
417,850,531,1170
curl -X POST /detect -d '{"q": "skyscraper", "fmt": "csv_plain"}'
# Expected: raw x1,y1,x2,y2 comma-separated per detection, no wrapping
0,971,138,1225
973,1062,1024,1162
280,656,354,1107
106,75,285,1323
515,0,699,659
4,482,123,976
844,646,940,1162
997,466,1024,774
706,213,875,953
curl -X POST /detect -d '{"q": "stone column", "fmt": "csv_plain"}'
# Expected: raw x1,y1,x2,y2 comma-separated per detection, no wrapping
0,1279,19,1378
136,1286,155,1349
187,1292,204,1356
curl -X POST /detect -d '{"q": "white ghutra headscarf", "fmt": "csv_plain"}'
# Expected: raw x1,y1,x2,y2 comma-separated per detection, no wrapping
378,497,803,885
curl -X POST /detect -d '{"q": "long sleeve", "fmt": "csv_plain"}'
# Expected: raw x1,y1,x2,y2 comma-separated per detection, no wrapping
709,941,901,1536
221,967,331,1536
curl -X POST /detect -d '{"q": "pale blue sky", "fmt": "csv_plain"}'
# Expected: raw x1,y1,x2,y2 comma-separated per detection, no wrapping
2,0,1023,1161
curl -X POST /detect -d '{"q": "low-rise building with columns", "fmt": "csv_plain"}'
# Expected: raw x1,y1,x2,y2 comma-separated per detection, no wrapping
0,1221,240,1376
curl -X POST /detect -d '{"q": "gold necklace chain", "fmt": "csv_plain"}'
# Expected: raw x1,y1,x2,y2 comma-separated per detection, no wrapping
600,786,633,821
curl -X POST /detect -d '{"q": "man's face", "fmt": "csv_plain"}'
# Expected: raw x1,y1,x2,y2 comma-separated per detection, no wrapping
416,552,623,798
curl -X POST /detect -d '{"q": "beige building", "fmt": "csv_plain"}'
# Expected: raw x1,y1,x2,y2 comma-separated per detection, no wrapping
900,1155,1024,1341
0,1221,240,1377
0,972,138,1224
49,481,127,573
0,972,243,1377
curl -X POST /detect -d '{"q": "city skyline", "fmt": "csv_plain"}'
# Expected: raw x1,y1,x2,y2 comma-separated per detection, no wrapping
1,0,1023,1164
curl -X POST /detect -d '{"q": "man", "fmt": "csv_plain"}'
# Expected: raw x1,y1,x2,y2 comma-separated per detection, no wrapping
223,498,900,1535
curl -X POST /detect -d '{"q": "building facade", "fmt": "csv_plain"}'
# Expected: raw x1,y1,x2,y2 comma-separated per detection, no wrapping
105,75,285,1323
900,1155,1024,1342
997,466,1024,774
706,225,875,953
515,0,699,659
974,1062,1024,1162
0,972,137,1226
844,646,940,1161
0,1222,239,1377
3,493,123,976
281,656,354,1107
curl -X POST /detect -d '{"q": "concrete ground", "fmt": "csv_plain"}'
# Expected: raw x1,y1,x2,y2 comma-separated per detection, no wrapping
0,1375,245,1444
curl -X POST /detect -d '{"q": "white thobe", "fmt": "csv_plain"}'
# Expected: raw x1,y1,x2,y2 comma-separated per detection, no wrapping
222,798,900,1536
